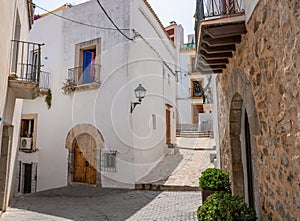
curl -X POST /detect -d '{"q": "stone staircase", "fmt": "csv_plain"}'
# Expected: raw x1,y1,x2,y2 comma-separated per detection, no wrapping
176,124,213,138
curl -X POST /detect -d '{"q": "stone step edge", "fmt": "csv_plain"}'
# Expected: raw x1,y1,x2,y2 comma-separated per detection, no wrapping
135,183,201,191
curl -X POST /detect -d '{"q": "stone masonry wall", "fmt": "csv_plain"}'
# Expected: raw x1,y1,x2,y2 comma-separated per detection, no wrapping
217,0,300,220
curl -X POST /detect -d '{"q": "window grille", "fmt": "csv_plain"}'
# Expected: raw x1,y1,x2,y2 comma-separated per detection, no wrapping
100,150,117,172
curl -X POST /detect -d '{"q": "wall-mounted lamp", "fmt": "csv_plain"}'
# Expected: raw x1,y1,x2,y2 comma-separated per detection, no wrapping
130,84,146,113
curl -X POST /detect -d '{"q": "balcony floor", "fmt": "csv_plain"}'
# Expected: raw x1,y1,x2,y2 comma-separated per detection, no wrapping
8,80,39,99
196,14,246,74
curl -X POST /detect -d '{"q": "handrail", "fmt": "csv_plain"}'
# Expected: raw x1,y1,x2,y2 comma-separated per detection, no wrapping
195,0,244,41
68,64,101,86
10,40,45,87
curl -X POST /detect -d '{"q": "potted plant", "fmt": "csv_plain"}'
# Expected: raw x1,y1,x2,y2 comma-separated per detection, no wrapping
197,192,257,221
199,168,230,202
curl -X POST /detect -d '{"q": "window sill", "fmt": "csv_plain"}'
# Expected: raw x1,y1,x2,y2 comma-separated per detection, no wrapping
74,82,101,92
19,148,38,153
188,72,200,75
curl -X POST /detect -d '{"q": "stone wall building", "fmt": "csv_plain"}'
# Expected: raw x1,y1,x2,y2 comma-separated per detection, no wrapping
195,0,299,220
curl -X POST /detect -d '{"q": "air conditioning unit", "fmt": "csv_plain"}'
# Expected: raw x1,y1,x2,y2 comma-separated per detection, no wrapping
20,137,32,150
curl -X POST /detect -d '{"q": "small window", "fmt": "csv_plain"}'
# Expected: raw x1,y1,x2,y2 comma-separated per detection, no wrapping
190,56,197,73
20,114,37,152
73,38,101,86
191,78,204,98
100,150,117,172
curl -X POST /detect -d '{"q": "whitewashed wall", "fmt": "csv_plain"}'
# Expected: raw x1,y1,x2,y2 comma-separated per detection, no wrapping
22,0,177,191
177,49,211,125
128,0,177,181
244,0,259,22
0,0,31,210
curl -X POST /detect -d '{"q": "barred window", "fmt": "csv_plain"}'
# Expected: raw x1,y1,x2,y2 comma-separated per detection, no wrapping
100,150,117,172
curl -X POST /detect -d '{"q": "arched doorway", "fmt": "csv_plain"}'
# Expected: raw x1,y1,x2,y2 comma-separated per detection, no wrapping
73,133,96,184
229,93,255,209
65,124,104,186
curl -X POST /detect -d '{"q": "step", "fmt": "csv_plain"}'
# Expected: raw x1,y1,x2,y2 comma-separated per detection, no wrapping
135,183,201,192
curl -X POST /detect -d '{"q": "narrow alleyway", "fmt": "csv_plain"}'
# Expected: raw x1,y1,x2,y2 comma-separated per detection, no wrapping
137,137,216,188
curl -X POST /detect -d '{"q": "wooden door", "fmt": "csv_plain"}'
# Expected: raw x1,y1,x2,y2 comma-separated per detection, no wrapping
73,134,96,184
166,110,171,143
192,104,204,124
23,163,32,194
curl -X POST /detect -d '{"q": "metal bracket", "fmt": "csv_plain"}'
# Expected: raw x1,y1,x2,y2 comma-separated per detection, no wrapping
130,102,141,113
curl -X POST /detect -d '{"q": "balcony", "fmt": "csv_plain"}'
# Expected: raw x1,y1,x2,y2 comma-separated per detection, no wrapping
180,43,196,51
8,40,50,99
64,64,101,93
195,0,246,74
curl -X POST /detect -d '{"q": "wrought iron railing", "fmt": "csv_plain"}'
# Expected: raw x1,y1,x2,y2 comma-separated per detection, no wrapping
195,0,244,41
10,40,44,84
39,71,51,89
180,43,196,51
204,0,244,18
68,64,101,86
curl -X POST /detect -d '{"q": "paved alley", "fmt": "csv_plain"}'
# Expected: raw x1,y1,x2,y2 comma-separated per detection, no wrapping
0,137,215,221
137,137,217,188
0,186,201,221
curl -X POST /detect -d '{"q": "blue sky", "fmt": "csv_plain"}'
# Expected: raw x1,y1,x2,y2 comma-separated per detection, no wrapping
33,0,196,42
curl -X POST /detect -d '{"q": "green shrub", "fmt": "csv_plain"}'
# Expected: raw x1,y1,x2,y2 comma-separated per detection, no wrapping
197,192,257,221
199,168,230,191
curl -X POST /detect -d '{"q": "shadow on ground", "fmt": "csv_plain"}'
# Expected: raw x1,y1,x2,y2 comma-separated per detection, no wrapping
5,186,162,221
136,152,184,184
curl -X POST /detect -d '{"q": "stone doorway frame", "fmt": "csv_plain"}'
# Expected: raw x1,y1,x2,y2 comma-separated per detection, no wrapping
0,124,14,212
65,124,104,186
229,92,259,211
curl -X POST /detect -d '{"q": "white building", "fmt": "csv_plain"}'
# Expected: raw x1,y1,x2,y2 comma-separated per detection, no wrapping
0,0,49,211
19,0,177,193
177,35,214,130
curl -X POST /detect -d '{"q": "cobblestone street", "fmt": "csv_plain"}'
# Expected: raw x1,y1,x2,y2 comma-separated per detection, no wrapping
0,186,201,221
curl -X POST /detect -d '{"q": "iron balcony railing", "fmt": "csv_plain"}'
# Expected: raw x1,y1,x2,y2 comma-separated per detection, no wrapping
180,43,196,51
68,64,101,86
10,40,44,84
39,71,51,89
195,0,244,40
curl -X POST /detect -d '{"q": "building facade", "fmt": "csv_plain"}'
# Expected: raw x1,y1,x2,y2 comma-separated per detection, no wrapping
0,0,50,212
19,0,177,192
195,0,299,220
177,38,213,127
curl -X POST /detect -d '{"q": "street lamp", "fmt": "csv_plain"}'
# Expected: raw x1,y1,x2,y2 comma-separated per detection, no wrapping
130,84,146,113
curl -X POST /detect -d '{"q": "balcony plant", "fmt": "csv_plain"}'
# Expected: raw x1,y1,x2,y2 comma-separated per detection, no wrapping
62,79,76,95
199,168,230,202
197,192,257,221
45,89,52,109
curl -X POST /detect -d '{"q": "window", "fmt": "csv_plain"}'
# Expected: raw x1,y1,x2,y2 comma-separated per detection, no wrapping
191,78,204,98
100,150,117,172
73,38,101,86
81,48,96,84
28,50,38,81
190,56,198,73
20,114,37,152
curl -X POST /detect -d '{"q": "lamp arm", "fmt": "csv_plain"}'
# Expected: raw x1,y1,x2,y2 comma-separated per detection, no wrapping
130,101,141,113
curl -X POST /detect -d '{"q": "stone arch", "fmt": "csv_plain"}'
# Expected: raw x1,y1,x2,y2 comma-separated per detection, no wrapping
65,124,104,186
225,69,260,214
